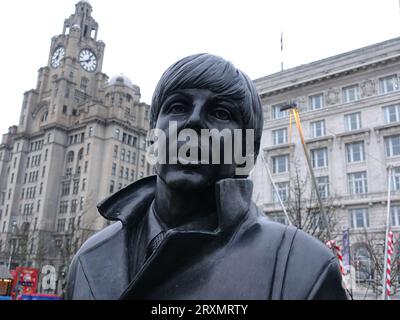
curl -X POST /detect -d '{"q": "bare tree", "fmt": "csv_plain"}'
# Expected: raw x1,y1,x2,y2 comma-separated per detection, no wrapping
285,161,340,243
352,229,399,299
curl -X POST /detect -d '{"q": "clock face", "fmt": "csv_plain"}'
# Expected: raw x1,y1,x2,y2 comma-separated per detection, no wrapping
79,49,97,72
51,46,65,68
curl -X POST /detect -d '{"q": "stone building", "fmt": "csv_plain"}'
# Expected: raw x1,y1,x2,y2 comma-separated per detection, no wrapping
0,0,151,283
251,37,400,298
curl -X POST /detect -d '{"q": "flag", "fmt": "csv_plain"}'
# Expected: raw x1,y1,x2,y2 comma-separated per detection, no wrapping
385,230,394,299
342,229,350,272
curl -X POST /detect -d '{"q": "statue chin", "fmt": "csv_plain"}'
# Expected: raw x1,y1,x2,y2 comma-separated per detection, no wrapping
161,169,215,192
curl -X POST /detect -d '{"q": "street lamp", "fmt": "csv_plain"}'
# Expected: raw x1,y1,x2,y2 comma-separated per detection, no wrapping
279,102,332,240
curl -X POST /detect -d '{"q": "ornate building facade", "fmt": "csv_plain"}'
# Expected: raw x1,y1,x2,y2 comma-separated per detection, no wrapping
251,37,400,299
0,0,150,283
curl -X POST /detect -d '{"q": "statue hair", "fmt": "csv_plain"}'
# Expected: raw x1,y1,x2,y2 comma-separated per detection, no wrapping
150,53,263,160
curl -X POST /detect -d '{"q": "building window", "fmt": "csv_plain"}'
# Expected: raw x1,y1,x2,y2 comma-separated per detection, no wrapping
309,93,324,110
67,151,74,163
112,163,117,176
391,167,400,191
346,141,365,163
349,208,369,229
311,148,328,168
348,171,368,194
84,161,88,173
316,176,329,199
273,128,288,145
114,128,120,140
80,197,84,211
354,246,373,283
110,180,115,194
80,78,88,91
71,200,77,214
272,155,289,174
379,75,399,94
68,217,75,231
310,120,325,138
42,166,46,178
125,168,129,180
272,103,289,119
345,112,361,131
63,105,68,115
385,135,400,157
391,206,400,226
121,149,125,161
65,167,72,178
59,201,68,214
141,155,145,167
131,169,135,181
57,219,66,232
119,166,124,178
113,145,118,158
383,105,400,124
89,127,93,137
36,200,41,212
342,85,359,103
127,151,131,162
73,180,79,194
273,181,289,202
61,182,71,196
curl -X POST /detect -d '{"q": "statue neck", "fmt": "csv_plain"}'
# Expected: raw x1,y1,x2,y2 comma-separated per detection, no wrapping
154,176,218,230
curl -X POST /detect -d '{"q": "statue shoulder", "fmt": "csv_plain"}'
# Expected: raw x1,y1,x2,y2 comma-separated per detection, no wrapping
75,221,124,257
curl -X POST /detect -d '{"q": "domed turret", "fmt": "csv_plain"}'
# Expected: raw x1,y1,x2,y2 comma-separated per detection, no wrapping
108,74,136,89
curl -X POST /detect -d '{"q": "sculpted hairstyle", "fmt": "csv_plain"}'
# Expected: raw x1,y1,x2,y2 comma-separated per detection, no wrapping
150,53,263,160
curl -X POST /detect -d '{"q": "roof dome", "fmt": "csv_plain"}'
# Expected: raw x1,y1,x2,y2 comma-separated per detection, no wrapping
108,73,135,89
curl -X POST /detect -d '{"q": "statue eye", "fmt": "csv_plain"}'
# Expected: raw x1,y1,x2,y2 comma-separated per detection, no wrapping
211,108,231,121
169,103,187,114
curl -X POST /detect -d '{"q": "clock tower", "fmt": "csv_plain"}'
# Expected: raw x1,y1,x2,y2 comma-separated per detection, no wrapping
0,0,151,281
18,0,107,132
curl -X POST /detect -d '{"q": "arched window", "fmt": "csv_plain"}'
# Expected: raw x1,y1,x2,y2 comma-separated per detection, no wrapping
67,151,74,163
21,222,30,233
354,246,373,283
78,148,84,161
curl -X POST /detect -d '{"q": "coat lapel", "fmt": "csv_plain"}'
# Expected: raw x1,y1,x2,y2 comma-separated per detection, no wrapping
78,223,130,299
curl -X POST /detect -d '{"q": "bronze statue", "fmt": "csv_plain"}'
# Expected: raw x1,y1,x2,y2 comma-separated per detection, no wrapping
66,53,348,300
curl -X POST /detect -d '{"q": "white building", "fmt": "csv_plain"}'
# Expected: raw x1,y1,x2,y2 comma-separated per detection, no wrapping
252,37,400,299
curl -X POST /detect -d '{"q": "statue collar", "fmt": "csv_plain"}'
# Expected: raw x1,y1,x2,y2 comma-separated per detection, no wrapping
97,175,254,232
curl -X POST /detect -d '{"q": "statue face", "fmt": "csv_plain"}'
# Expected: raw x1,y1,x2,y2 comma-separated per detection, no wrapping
155,88,244,191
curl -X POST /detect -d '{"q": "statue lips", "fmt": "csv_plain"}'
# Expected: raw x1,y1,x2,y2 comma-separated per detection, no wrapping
173,140,210,167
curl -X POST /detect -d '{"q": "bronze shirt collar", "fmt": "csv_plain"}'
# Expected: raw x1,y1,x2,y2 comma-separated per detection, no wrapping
97,175,254,232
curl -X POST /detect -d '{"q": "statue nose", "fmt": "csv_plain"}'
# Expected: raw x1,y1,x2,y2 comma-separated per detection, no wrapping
185,106,205,131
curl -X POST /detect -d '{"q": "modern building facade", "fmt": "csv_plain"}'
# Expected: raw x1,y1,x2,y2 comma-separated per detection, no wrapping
0,0,151,286
252,37,400,298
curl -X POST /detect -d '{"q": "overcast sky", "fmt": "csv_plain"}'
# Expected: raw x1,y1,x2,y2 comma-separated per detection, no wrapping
1,0,399,135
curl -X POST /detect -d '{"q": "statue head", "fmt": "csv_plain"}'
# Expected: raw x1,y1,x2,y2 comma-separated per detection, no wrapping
148,53,263,191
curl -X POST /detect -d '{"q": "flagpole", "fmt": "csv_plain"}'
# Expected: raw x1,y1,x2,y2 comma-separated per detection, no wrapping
382,165,393,300
280,31,284,71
